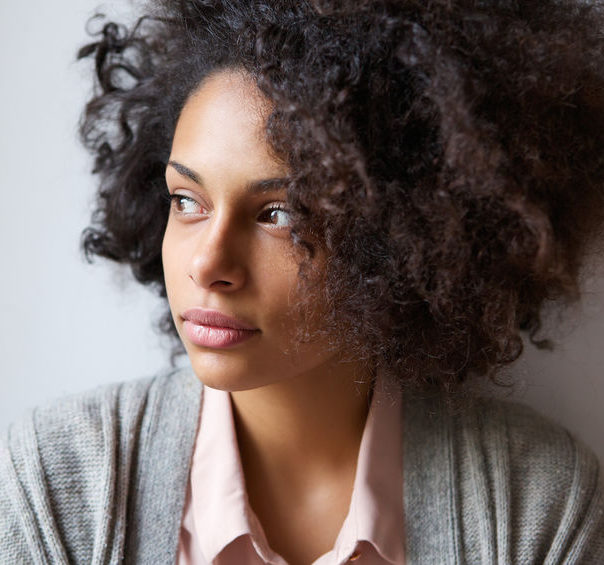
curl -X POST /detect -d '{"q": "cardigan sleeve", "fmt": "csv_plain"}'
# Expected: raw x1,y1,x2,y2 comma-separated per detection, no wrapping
0,415,72,564
0,377,155,565
546,440,604,564
456,395,604,564
0,433,39,564
0,369,200,565
504,401,604,564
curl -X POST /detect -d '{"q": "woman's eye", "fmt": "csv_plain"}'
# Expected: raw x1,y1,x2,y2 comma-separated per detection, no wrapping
258,205,292,228
169,194,202,215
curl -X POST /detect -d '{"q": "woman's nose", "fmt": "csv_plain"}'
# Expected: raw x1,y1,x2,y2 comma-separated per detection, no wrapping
188,213,247,291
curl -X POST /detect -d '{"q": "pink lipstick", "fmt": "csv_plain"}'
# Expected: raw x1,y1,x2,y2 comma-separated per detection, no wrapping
181,308,260,349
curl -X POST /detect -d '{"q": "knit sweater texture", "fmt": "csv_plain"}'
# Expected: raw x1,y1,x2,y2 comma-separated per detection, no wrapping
1,367,603,564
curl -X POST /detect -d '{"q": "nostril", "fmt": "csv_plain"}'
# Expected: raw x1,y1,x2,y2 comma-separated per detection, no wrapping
188,275,234,288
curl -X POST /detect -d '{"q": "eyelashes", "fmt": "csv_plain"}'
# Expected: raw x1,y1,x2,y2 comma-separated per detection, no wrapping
169,194,202,215
166,193,292,229
256,203,292,228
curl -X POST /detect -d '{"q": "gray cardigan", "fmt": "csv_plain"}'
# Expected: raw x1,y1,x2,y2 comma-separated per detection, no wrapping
1,367,603,564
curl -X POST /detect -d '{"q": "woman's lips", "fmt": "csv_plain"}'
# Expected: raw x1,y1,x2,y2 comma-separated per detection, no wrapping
181,308,260,349
183,321,259,348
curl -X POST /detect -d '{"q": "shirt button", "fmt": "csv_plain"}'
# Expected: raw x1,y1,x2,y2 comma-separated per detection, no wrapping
349,549,361,561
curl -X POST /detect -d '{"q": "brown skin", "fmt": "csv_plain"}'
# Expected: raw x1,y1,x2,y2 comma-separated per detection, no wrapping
232,369,370,565
162,70,372,564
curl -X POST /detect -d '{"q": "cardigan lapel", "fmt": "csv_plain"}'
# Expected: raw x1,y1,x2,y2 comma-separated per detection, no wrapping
402,389,463,564
123,367,203,564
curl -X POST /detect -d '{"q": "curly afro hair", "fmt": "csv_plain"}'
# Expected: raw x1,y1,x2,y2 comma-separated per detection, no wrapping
78,0,604,393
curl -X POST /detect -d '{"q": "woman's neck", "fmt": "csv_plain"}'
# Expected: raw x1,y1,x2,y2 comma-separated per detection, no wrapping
230,359,373,493
230,360,373,564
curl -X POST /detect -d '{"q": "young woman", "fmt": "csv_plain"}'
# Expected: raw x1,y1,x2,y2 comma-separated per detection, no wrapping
2,0,604,563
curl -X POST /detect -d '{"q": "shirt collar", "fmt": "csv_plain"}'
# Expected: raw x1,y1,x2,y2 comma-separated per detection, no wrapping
330,375,405,564
188,373,404,564
189,384,281,563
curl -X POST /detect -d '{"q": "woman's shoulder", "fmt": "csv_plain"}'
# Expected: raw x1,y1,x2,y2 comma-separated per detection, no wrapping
462,393,602,491
0,366,202,564
403,389,604,562
408,388,602,483
1,365,199,461
457,394,604,561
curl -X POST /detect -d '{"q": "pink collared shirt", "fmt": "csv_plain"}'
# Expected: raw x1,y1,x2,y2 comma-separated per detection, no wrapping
176,375,405,565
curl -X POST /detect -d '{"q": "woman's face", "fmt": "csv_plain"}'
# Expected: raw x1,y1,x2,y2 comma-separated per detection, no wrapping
162,70,338,391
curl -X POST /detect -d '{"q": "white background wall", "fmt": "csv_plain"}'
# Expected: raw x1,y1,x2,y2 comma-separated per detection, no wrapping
1,0,603,468
0,0,180,429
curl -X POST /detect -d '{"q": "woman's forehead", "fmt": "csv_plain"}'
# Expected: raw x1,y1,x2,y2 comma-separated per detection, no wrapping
170,71,287,185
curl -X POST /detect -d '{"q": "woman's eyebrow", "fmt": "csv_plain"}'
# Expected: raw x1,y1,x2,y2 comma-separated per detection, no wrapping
168,160,202,184
167,160,288,193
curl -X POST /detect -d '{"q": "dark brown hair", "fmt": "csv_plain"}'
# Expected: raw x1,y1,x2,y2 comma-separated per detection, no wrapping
78,0,604,393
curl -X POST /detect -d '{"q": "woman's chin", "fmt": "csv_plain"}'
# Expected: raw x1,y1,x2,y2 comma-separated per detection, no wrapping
188,356,274,393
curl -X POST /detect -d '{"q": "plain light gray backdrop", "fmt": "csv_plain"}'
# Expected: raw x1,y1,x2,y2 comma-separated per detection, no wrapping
1,0,603,468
